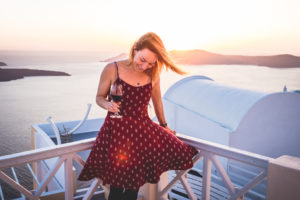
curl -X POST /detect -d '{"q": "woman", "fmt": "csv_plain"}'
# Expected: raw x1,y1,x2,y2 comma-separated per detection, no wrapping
78,32,198,200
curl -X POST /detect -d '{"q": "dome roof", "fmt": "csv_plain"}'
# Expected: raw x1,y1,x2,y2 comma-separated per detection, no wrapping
164,76,267,131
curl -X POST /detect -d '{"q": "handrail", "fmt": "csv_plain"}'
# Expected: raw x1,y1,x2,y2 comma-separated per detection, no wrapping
0,138,95,200
177,133,271,168
46,116,62,144
47,103,92,145
68,103,92,134
159,133,271,200
0,138,94,169
0,135,270,170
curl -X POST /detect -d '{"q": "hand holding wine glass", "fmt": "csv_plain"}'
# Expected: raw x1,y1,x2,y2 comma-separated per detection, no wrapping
110,82,123,118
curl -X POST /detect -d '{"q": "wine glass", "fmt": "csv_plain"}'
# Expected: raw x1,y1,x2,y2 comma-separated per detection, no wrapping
110,82,123,118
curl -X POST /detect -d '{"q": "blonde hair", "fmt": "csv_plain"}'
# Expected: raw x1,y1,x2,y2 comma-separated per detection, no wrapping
128,32,186,81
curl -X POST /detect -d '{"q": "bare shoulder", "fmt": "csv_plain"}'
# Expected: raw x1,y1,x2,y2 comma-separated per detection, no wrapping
100,62,116,80
102,62,116,74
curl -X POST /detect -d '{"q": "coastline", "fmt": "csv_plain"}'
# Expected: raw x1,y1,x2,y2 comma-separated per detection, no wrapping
0,61,7,66
101,51,300,68
0,68,71,82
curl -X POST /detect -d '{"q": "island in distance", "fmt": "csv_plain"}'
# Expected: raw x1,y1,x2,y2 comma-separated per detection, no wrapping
0,68,70,82
101,49,300,68
0,61,7,66
101,53,128,63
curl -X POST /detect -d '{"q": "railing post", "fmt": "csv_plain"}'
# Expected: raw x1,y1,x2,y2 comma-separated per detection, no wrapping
157,172,168,200
266,155,300,200
140,172,168,200
202,152,212,200
64,155,74,200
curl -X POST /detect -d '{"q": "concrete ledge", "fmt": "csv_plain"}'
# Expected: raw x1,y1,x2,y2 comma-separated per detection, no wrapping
266,155,300,200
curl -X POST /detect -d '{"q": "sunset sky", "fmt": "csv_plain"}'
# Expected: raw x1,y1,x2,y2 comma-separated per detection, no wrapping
1,0,300,56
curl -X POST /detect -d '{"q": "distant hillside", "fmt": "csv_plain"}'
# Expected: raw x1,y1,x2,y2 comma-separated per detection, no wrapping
169,50,300,68
101,53,128,62
102,50,300,68
0,68,70,82
0,61,7,66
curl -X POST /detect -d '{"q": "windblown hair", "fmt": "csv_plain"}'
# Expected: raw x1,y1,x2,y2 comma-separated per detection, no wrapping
128,32,186,81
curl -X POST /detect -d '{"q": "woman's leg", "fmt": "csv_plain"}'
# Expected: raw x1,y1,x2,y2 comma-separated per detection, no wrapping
108,186,124,200
123,188,139,200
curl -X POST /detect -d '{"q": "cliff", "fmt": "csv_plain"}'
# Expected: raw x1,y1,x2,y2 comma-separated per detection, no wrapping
101,53,128,62
0,62,7,66
0,68,71,82
169,50,300,68
102,50,300,68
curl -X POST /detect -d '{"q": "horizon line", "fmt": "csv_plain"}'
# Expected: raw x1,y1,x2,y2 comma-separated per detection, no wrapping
0,48,299,57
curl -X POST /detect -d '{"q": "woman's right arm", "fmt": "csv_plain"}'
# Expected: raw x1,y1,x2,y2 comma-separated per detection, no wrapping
96,63,119,113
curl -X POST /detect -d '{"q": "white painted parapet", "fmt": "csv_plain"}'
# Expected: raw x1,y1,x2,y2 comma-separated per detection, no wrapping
266,155,300,200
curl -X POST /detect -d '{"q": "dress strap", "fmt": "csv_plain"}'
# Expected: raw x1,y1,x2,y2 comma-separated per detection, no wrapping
114,62,119,79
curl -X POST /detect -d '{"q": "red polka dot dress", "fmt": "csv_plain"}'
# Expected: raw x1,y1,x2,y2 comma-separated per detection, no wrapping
78,63,198,190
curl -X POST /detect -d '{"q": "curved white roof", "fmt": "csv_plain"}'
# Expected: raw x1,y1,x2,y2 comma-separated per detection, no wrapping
164,76,267,131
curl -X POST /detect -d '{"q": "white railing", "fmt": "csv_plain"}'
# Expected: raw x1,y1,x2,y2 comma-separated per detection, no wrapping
46,103,92,145
0,138,96,200
159,133,270,200
0,133,270,200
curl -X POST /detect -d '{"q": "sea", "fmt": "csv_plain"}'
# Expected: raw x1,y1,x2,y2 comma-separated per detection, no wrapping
0,50,300,198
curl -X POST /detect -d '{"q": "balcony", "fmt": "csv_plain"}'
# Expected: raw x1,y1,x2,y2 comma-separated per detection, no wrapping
2,130,295,200
1,75,299,199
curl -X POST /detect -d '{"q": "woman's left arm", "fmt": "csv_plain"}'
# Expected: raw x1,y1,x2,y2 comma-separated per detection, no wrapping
152,77,175,134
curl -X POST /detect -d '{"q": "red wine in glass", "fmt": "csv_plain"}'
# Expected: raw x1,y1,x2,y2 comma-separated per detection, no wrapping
111,95,122,103
110,83,123,118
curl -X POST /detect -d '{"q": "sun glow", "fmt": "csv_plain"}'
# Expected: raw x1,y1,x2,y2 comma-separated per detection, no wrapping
1,0,300,55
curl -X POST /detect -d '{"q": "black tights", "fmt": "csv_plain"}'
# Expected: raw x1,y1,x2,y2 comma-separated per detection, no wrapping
108,186,139,200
